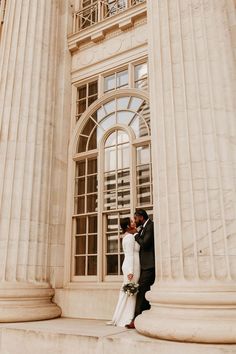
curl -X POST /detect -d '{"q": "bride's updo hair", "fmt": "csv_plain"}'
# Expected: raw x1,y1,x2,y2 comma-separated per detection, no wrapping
120,217,131,234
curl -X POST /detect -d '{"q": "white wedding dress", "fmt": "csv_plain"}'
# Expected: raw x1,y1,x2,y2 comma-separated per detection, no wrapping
110,233,140,327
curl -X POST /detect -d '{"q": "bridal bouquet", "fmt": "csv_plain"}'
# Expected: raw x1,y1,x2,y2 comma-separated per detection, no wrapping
122,282,139,296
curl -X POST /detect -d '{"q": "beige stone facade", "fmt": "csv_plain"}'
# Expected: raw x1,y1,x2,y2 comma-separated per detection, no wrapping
0,0,236,352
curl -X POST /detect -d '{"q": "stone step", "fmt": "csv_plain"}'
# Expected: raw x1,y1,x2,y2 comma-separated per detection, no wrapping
0,318,235,354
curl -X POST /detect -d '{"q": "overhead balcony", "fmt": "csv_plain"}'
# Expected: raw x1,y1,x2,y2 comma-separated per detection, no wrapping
68,0,147,52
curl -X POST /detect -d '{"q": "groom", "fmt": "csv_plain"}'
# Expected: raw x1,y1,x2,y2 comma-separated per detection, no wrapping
126,209,155,329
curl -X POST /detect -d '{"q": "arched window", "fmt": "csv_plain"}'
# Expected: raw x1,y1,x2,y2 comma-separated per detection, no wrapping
72,92,152,280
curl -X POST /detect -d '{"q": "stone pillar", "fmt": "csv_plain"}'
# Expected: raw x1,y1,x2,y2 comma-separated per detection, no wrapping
136,0,236,343
0,0,61,321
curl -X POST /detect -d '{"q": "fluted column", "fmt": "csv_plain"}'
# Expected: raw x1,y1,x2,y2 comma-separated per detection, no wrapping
136,0,236,343
0,0,61,321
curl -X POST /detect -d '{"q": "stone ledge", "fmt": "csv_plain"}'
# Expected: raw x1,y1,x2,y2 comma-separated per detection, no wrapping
0,318,236,354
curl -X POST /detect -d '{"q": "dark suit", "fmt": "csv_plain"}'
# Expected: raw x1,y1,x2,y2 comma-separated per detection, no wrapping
134,219,155,318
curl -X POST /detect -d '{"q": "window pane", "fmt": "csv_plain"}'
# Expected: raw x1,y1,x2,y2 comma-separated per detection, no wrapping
137,145,150,165
97,107,106,122
88,256,97,275
107,234,118,253
75,178,85,195
78,85,86,99
88,215,97,233
105,132,116,147
104,100,115,115
129,97,143,111
134,63,147,81
87,194,97,212
100,113,116,131
104,191,116,210
87,175,97,193
75,236,86,254
76,216,86,234
105,147,116,171
88,96,97,107
120,253,124,273
118,190,130,208
117,111,135,125
75,196,85,214
107,214,118,232
104,173,116,191
118,144,129,169
137,165,150,185
117,97,129,110
88,236,97,254
117,70,128,88
117,170,130,189
78,135,88,152
78,99,86,114
130,116,148,137
107,255,118,275
88,81,98,96
75,256,85,276
82,118,96,136
137,186,151,205
138,102,150,128
117,130,129,144
88,158,97,174
135,78,148,89
88,128,98,150
104,74,115,92
76,161,86,176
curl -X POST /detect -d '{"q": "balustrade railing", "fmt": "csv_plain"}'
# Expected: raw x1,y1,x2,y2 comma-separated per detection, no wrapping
73,0,145,33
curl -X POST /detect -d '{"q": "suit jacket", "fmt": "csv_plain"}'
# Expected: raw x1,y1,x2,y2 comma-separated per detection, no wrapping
134,219,155,270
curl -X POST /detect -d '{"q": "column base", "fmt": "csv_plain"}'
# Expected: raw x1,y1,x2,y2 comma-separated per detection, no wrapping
0,282,61,322
135,282,236,344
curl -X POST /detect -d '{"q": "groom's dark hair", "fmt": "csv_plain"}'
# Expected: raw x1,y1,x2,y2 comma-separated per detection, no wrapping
120,217,130,233
134,209,148,220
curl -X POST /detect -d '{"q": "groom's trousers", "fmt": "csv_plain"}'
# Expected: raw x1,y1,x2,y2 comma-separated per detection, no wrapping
134,267,155,318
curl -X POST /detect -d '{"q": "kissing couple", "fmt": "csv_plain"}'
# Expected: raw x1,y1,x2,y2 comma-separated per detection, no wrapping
107,209,155,329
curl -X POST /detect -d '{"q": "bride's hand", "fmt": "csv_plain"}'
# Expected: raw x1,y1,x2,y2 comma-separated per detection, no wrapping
127,274,133,281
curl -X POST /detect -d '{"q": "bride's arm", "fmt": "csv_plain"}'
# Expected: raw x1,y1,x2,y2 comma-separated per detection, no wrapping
124,236,135,280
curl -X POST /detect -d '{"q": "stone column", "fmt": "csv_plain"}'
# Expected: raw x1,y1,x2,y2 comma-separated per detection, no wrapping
0,0,61,321
136,0,236,343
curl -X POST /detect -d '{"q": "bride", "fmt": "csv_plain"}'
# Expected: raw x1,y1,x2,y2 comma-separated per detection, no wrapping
108,217,140,327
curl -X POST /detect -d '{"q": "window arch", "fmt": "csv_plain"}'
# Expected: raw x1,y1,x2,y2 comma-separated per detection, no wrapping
72,92,152,280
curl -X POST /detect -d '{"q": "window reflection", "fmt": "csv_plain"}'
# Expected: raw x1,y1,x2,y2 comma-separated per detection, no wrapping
105,147,116,172
117,143,129,169
137,145,150,164
104,100,116,115
117,97,130,110
105,132,116,147
130,115,148,137
117,111,135,125
134,62,148,89
104,70,128,92
100,113,116,131
129,97,143,111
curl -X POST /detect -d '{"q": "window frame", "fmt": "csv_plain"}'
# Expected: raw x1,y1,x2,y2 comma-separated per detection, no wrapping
67,88,151,283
